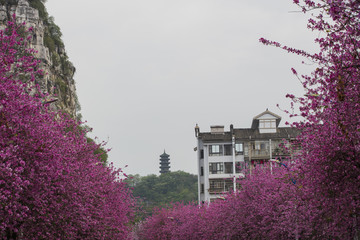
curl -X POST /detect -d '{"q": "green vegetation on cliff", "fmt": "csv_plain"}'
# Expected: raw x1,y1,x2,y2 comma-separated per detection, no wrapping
0,0,108,165
27,0,80,116
28,0,47,19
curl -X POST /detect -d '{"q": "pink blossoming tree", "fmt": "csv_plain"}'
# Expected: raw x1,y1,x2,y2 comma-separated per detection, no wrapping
0,19,135,239
136,168,311,239
138,0,360,239
260,0,360,238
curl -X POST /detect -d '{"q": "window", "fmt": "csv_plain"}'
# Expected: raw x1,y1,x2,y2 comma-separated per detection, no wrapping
223,162,247,173
212,145,220,153
210,179,224,190
259,119,276,129
261,142,266,150
244,145,249,156
209,179,233,193
224,162,233,173
200,167,204,176
224,179,233,192
200,149,204,159
236,161,247,173
235,143,243,154
224,144,232,156
201,184,204,193
209,145,223,156
209,162,224,174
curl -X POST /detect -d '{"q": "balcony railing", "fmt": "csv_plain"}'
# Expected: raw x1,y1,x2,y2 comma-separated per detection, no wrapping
208,188,226,194
209,179,236,194
245,149,293,158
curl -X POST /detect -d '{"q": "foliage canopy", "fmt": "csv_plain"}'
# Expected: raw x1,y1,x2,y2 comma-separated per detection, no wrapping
126,171,198,215
0,19,134,239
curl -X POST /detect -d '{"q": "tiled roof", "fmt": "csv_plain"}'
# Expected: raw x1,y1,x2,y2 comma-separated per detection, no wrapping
198,127,300,143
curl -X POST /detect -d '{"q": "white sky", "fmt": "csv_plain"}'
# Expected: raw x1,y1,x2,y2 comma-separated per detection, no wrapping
46,0,318,176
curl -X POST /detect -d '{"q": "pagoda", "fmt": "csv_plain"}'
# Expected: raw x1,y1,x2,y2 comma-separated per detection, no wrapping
159,150,170,174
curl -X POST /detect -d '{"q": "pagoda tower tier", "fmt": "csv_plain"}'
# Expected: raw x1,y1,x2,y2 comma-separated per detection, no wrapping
159,150,170,174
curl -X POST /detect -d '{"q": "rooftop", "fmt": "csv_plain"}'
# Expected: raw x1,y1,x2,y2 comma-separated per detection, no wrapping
198,127,300,142
196,109,300,142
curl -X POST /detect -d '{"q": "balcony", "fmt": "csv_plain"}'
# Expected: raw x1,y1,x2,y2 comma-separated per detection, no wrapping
208,179,239,194
245,146,293,160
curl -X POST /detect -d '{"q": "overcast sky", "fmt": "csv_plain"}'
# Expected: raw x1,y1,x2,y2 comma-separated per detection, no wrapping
45,0,318,176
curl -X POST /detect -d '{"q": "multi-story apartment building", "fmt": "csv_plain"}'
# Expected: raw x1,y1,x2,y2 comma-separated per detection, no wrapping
194,109,300,203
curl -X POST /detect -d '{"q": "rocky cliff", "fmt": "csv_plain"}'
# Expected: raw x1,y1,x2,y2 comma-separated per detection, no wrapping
0,0,79,117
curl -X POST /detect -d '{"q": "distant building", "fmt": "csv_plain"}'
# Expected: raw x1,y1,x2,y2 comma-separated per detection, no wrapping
194,109,300,204
159,151,170,174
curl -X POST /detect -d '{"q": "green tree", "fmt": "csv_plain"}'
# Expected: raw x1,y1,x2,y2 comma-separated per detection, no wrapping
28,0,48,19
125,171,198,216
86,137,108,165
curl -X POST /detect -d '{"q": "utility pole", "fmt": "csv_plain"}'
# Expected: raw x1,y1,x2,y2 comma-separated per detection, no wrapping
232,134,236,192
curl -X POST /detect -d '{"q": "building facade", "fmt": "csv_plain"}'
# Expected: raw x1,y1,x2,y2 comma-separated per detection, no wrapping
195,110,300,203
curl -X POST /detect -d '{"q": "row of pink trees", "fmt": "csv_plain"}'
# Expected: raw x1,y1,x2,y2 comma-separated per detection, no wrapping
0,20,135,239
136,165,356,239
137,0,360,239
135,168,312,239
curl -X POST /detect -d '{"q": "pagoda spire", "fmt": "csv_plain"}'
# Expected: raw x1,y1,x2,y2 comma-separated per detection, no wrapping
159,150,170,174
